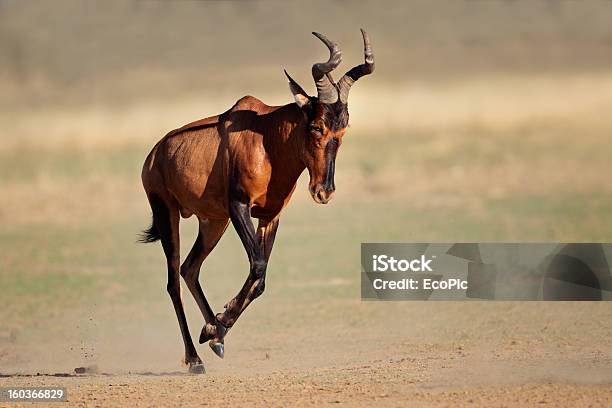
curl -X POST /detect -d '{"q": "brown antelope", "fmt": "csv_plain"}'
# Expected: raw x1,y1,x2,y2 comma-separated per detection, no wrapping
140,30,374,373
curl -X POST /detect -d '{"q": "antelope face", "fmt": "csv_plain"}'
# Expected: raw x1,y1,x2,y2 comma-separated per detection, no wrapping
284,29,374,204
303,102,347,204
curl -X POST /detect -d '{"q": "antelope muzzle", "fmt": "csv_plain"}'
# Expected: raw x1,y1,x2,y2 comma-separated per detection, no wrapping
311,184,335,204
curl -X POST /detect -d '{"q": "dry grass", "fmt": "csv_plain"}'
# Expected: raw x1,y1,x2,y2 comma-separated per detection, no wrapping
2,72,611,228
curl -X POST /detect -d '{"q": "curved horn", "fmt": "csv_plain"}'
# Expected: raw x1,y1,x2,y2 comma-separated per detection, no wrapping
311,32,342,103
337,29,374,104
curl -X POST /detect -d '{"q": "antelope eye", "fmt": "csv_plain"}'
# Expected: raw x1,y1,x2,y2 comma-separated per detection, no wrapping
310,125,323,135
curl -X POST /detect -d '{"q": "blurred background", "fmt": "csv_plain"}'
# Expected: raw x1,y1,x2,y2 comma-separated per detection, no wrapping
1,0,612,375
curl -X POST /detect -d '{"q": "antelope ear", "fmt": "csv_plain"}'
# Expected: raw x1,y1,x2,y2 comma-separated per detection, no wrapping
284,70,310,108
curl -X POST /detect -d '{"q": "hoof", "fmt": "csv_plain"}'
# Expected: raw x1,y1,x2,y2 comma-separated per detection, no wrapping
188,363,206,374
210,342,224,359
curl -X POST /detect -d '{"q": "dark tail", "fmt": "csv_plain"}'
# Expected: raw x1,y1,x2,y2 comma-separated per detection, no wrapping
138,193,167,243
138,222,160,243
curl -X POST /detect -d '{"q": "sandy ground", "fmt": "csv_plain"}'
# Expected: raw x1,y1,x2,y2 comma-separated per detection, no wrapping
2,302,611,407
3,370,611,407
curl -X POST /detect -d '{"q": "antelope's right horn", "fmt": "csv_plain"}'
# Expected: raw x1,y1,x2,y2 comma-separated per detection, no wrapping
337,29,375,104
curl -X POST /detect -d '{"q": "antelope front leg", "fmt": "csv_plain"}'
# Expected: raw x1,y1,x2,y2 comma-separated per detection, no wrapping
220,217,279,325
208,199,279,357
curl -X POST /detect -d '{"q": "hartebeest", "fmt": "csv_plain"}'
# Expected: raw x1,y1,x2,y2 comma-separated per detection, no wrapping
140,30,374,373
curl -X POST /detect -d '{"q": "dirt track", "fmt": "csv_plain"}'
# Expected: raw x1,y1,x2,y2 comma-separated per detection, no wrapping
3,371,611,407
2,302,611,407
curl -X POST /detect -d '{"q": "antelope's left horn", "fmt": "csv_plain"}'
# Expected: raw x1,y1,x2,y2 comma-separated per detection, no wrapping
311,32,342,104
337,29,375,104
